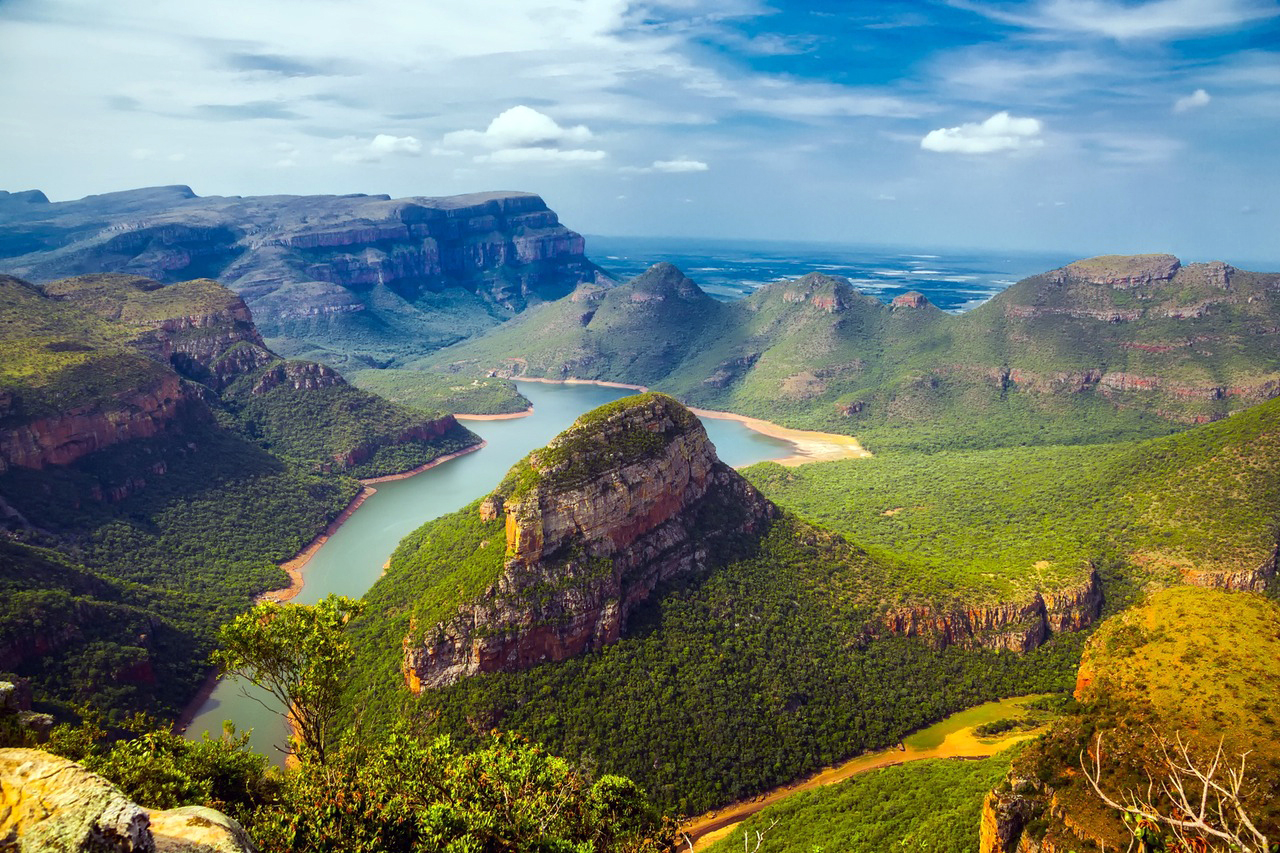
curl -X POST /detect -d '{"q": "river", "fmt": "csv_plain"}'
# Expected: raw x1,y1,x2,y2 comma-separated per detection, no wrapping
185,381,797,758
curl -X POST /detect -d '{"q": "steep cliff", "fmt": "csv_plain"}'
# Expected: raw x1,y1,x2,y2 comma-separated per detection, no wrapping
0,187,607,367
879,569,1103,652
402,393,776,690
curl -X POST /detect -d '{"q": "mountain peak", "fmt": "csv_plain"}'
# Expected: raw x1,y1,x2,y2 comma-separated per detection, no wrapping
891,290,932,309
404,392,775,689
628,262,707,302
1058,253,1181,288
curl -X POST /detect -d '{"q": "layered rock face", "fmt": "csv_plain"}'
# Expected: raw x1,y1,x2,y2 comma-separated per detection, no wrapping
0,748,258,852
0,186,605,362
404,393,776,690
0,373,202,473
879,569,1103,652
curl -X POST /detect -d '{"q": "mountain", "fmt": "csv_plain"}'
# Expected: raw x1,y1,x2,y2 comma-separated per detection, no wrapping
0,272,479,715
980,586,1280,852
340,394,1095,814
427,255,1280,452
0,187,608,368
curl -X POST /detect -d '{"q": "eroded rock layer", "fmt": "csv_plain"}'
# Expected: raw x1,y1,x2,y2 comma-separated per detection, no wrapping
404,393,776,690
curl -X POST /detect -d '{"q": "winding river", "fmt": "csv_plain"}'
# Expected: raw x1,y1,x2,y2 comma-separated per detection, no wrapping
185,381,798,758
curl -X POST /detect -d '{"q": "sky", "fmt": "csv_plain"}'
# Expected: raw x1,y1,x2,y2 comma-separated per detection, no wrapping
2,0,1278,263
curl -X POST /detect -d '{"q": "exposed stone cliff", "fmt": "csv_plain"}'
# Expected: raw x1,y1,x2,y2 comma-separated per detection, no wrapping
0,187,607,364
879,568,1103,652
403,393,776,690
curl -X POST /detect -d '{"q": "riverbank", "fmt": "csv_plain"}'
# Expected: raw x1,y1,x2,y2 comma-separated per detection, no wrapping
510,376,870,464
257,441,486,604
456,409,533,421
683,695,1052,849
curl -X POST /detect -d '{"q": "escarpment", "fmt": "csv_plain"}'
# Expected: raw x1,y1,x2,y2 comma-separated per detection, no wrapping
0,187,607,365
403,393,776,690
879,568,1103,652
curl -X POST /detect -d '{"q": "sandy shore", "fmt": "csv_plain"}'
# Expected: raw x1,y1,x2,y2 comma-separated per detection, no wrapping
508,375,870,465
688,407,870,466
174,668,222,733
359,441,486,484
456,408,533,421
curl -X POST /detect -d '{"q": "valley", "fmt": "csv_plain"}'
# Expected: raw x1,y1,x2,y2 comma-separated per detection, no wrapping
2,204,1277,852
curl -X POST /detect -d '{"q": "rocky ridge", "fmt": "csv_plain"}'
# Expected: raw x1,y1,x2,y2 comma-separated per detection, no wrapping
879,569,1103,652
403,393,776,690
0,187,608,365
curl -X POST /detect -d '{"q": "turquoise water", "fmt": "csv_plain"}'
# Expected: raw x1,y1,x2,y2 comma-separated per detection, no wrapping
185,381,794,759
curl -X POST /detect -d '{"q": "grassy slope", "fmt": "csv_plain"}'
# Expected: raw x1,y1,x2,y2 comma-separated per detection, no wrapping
347,368,530,415
421,260,1280,453
745,395,1280,603
705,752,1016,853
1012,587,1280,850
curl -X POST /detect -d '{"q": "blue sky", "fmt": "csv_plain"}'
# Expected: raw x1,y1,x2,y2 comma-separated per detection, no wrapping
2,0,1278,263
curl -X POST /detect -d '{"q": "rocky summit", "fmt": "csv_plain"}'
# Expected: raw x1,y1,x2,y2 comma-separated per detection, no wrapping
0,187,607,366
402,392,776,690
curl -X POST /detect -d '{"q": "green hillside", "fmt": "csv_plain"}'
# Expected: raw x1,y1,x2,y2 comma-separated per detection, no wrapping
348,368,529,416
423,257,1280,453
0,273,477,718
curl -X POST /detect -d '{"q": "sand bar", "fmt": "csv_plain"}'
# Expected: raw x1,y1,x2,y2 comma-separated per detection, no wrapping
507,375,870,465
456,408,533,421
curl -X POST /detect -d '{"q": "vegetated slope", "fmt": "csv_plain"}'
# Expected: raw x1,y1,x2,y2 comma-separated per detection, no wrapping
339,395,1093,816
347,368,530,416
0,273,477,718
983,587,1280,852
747,393,1280,604
706,751,1017,853
428,255,1280,452
0,186,608,369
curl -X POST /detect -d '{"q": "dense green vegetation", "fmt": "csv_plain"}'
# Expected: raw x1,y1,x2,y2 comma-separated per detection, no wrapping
224,381,479,478
344,514,1085,816
746,394,1280,602
705,752,1016,853
349,367,530,415
424,259,1280,452
0,272,481,718
1009,587,1280,851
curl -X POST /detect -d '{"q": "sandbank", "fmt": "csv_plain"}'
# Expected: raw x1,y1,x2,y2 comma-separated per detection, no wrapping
509,375,870,465
455,408,533,421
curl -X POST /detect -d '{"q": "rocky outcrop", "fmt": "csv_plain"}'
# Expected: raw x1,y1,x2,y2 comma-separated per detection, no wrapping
403,393,776,690
1183,545,1277,592
0,374,203,472
879,569,1103,652
782,273,861,312
1057,254,1181,288
0,748,258,852
332,414,460,469
980,785,1039,853
248,360,344,395
891,290,930,309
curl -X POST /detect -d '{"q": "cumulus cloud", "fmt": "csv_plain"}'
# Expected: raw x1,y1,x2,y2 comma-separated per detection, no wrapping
1174,88,1211,112
334,133,421,164
652,158,709,172
920,111,1044,154
444,105,594,149
443,105,604,164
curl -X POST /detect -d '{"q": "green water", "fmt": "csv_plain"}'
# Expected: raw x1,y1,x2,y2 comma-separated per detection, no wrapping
186,382,795,759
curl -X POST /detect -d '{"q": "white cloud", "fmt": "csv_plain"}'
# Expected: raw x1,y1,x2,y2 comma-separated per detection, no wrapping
956,0,1278,40
652,158,709,172
443,105,593,150
1174,88,1211,112
475,147,606,164
921,112,1044,154
334,134,421,164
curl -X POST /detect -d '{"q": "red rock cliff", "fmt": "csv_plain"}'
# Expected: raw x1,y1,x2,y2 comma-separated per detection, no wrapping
403,393,776,690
